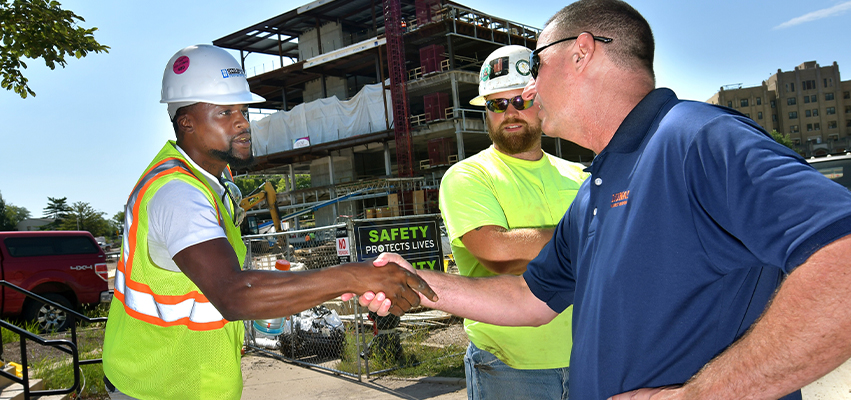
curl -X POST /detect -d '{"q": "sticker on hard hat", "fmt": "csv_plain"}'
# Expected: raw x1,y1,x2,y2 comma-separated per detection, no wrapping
480,65,490,82
221,68,246,79
516,59,530,76
488,57,509,80
173,56,190,75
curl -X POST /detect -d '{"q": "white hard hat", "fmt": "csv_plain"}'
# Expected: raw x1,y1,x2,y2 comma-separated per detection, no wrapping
470,45,533,106
161,44,265,118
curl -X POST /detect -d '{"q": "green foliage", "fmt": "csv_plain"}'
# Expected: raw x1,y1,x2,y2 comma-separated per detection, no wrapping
0,0,110,98
770,130,796,151
111,210,124,236
31,327,107,398
43,196,70,219
57,201,111,236
337,327,465,378
5,204,30,226
0,191,14,230
233,174,312,197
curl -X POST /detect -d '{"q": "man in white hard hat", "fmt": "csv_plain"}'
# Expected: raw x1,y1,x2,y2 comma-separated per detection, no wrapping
101,44,436,400
437,45,587,399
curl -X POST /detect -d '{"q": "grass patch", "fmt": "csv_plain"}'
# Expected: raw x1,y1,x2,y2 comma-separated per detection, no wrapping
337,325,465,378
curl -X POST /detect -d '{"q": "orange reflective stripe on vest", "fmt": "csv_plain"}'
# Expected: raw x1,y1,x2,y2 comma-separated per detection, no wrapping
114,157,229,331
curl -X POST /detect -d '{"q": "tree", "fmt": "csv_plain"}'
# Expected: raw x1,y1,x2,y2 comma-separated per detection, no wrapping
1,0,109,98
0,191,15,230
58,201,110,236
5,204,30,227
770,130,796,151
111,210,124,236
42,196,70,229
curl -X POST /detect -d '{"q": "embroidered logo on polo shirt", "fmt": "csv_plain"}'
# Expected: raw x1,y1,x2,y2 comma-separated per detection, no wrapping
611,190,630,208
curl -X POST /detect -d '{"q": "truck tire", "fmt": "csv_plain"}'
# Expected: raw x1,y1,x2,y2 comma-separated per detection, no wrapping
23,293,73,332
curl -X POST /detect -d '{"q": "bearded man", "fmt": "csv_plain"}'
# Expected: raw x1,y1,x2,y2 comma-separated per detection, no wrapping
437,45,588,400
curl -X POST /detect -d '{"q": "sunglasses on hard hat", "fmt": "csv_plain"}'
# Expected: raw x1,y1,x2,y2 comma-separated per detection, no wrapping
529,33,613,79
219,177,246,226
486,96,534,113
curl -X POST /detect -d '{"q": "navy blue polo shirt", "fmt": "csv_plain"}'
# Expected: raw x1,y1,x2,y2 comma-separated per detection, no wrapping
524,88,851,399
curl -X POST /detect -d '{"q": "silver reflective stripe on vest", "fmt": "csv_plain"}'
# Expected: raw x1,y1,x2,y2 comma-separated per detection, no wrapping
116,157,226,325
114,269,225,324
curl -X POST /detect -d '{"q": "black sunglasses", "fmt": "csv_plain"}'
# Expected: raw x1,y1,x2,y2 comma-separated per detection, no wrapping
219,177,246,226
529,33,613,79
486,95,534,113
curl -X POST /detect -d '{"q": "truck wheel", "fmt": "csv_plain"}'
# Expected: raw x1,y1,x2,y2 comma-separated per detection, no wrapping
24,294,73,333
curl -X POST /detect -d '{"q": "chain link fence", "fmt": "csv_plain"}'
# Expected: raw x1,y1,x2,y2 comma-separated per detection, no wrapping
241,221,467,380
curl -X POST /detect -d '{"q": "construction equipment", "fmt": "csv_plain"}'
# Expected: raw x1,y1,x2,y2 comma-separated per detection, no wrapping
240,181,282,233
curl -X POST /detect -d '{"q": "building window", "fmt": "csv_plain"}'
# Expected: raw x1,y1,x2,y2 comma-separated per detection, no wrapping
772,114,777,121
740,99,749,107
770,100,776,108
811,95,817,102
758,112,763,120
828,121,837,129
806,110,811,118
812,109,819,117
847,119,851,127
829,134,839,141
824,78,833,88
789,111,798,119
745,113,750,118
844,91,850,99
787,97,796,105
846,106,851,114
827,107,836,115
814,123,820,131
807,123,813,131
790,125,799,133
786,83,795,92
804,96,810,104
756,97,762,105
825,92,834,101
727,101,733,108
803,80,816,90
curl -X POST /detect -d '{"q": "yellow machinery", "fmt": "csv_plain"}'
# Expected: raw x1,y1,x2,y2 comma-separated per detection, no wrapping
239,181,282,234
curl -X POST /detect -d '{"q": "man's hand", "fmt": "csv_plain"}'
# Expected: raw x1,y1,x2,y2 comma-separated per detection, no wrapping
341,253,427,315
343,256,438,316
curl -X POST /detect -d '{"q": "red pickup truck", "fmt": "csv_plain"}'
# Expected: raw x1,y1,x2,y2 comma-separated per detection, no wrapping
0,231,111,331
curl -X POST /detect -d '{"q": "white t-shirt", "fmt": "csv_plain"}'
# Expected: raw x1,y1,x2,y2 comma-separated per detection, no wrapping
146,146,231,272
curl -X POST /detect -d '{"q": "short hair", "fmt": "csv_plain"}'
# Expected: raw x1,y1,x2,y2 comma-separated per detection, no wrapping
545,0,654,79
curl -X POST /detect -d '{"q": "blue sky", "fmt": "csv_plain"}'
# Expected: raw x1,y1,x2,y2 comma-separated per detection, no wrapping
2,0,850,219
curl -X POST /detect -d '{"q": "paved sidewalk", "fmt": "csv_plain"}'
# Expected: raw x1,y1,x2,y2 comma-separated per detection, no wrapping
241,353,467,400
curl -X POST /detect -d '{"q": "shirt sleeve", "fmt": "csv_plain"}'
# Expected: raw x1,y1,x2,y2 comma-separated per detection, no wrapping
438,162,508,244
147,180,227,271
523,208,577,313
684,114,851,273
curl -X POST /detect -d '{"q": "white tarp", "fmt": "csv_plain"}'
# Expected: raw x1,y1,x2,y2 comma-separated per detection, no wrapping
251,82,393,157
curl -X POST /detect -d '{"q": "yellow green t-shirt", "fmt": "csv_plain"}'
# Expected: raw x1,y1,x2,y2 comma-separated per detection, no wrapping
439,146,588,369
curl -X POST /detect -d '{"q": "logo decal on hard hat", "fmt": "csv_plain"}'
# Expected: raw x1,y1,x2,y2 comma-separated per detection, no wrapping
221,68,246,79
480,65,490,82
516,59,530,76
173,56,190,75
488,57,509,80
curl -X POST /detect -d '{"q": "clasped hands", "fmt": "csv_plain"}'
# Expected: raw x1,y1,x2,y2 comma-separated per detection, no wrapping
341,253,434,316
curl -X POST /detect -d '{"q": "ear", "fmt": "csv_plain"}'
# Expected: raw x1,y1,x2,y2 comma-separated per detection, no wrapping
573,32,597,73
177,112,195,136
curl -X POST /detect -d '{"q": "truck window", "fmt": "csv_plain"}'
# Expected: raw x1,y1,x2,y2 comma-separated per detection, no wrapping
4,236,100,257
810,158,851,190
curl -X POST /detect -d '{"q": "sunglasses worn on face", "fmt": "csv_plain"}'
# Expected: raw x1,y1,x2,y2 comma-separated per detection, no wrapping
220,177,246,226
529,33,613,79
486,95,534,113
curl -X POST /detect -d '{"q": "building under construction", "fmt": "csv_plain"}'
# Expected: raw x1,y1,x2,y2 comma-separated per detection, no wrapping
213,0,594,228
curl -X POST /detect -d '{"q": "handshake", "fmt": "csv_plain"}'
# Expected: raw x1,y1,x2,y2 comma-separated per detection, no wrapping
341,253,438,316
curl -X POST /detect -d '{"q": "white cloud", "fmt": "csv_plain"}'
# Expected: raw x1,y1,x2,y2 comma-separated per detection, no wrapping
774,1,851,29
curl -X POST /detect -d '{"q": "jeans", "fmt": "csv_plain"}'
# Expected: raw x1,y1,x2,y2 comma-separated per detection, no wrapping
464,342,569,400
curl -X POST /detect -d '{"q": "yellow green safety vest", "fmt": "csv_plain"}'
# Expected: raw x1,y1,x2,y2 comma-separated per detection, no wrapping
103,141,247,400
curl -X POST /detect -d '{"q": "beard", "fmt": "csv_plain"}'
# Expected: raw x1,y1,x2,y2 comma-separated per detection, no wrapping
487,117,542,155
209,140,255,169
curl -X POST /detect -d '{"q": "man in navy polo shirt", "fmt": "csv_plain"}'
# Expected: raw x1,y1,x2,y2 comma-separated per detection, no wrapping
363,0,851,399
